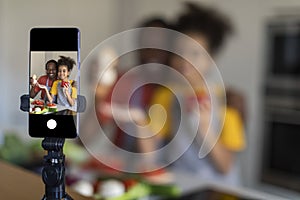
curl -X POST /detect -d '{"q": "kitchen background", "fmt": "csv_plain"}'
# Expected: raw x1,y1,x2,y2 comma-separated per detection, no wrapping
1,0,300,198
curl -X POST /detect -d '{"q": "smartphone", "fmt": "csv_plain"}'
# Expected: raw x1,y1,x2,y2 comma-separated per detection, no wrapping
29,28,80,138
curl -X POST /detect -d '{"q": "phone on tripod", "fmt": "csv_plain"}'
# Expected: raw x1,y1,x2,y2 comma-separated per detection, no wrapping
29,28,80,138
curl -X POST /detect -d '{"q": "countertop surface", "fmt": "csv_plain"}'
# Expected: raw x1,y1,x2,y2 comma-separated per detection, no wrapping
0,160,93,200
0,160,288,200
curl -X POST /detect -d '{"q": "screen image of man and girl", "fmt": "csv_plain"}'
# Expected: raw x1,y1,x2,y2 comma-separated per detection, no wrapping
29,52,78,115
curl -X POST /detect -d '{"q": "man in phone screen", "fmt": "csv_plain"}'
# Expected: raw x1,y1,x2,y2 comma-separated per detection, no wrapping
30,59,58,100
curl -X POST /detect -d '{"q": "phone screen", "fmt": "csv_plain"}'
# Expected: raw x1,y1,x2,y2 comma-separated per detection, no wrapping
29,28,80,138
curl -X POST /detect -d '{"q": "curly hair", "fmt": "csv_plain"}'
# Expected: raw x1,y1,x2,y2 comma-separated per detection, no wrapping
137,17,170,44
138,17,169,28
176,2,233,55
45,59,57,70
57,55,76,71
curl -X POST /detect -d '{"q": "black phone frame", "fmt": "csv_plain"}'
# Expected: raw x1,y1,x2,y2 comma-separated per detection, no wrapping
29,28,80,138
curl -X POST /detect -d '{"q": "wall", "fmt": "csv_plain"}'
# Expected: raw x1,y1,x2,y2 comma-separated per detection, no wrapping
0,0,4,137
1,0,300,197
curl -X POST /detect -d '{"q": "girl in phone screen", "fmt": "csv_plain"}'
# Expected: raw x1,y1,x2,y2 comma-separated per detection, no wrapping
43,56,77,110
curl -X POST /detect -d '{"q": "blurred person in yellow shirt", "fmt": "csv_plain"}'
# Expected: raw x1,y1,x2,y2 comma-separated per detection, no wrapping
143,2,246,185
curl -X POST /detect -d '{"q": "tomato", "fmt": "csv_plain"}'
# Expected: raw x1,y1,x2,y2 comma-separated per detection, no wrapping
61,81,69,87
36,101,44,105
47,103,56,107
123,179,137,190
142,168,166,177
31,99,44,106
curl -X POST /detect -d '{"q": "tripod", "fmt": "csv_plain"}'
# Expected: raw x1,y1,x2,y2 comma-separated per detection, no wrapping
41,137,73,200
19,94,86,199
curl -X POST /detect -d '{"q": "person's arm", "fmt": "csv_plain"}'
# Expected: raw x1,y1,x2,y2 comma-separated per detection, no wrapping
65,90,75,106
197,100,236,174
39,84,53,103
200,131,235,174
64,84,76,106
30,85,38,98
29,76,40,98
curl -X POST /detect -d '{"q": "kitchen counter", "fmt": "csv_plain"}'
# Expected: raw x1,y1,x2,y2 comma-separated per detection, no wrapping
170,169,287,199
0,160,93,200
0,160,288,200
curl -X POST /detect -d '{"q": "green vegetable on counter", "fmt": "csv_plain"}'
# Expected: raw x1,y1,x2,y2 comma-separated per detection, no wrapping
0,133,43,165
95,182,181,200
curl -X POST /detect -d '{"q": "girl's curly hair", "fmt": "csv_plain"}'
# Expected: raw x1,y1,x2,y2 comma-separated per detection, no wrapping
57,55,76,71
176,2,233,55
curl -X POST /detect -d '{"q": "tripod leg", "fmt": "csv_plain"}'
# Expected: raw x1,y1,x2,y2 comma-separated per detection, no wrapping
41,193,73,200
63,193,74,200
